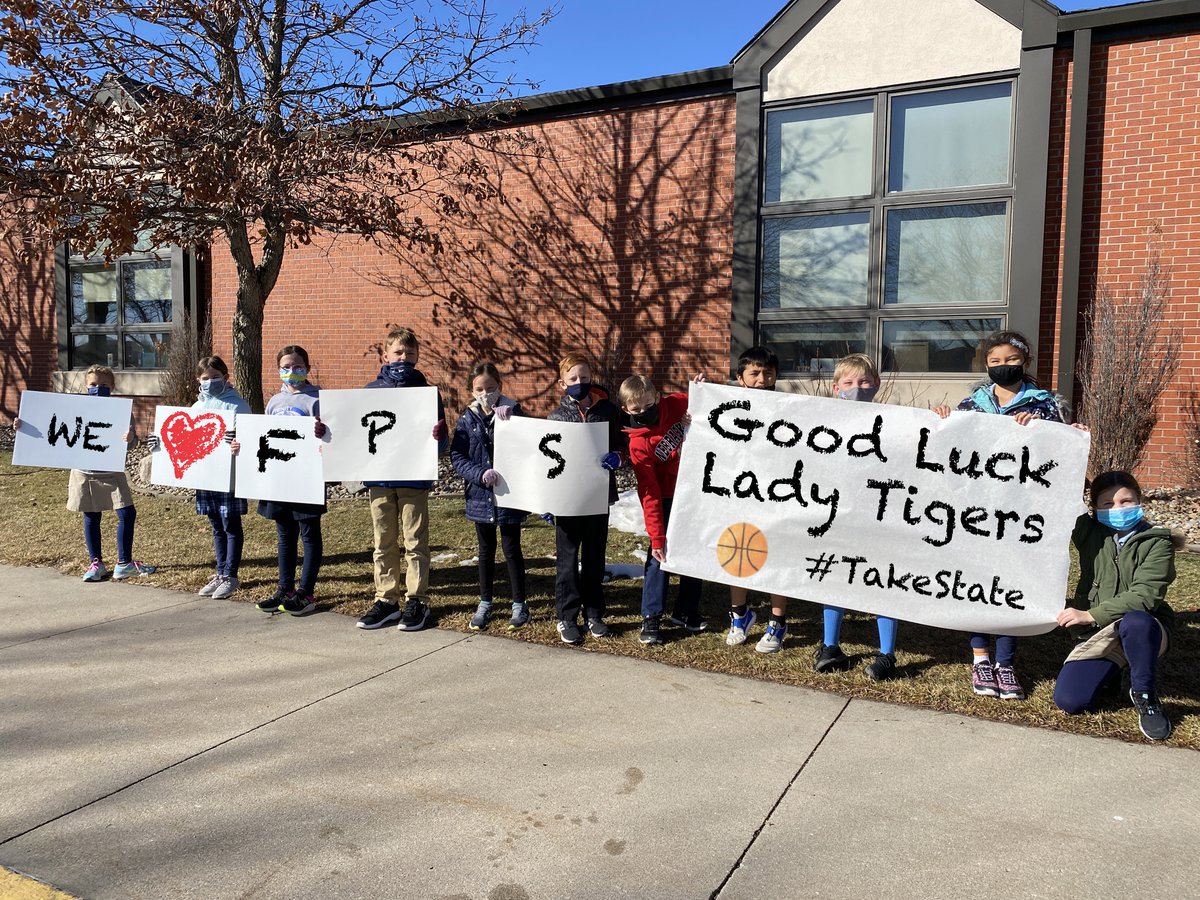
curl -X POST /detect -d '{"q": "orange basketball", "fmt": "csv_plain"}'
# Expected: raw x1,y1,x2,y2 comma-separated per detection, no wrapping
716,522,769,578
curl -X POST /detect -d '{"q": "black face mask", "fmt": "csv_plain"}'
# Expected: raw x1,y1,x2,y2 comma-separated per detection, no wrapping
630,404,660,428
987,365,1025,387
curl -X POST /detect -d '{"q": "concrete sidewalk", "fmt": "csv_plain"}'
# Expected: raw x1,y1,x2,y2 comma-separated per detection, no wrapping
1,565,1197,899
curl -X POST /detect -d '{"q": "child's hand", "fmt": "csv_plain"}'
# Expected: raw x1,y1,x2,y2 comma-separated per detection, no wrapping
931,405,952,419
1056,608,1095,628
144,435,161,451
600,451,622,472
12,417,21,429
230,439,241,456
652,547,667,564
314,417,327,438
493,405,513,422
122,430,132,443
481,468,499,487
692,373,707,383
432,420,446,441
682,412,692,427
1013,411,1035,426
1071,423,1090,432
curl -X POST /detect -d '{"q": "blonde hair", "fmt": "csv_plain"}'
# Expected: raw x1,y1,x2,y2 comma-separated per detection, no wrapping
619,375,656,407
832,353,880,388
386,326,419,350
558,351,592,381
84,364,115,384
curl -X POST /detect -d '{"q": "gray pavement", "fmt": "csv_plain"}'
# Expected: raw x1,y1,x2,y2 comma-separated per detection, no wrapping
1,565,1197,900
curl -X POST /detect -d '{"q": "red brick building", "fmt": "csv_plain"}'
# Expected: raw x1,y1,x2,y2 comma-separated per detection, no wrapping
3,0,1200,485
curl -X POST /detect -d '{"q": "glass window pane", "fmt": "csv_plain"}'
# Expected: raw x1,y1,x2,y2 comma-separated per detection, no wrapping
71,267,118,325
122,260,173,324
762,213,871,310
123,331,171,370
881,318,1002,373
71,333,119,369
762,320,867,375
889,82,1012,192
765,100,874,203
884,203,1007,306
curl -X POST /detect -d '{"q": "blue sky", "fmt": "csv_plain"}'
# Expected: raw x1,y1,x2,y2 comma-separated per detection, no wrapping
496,0,1149,95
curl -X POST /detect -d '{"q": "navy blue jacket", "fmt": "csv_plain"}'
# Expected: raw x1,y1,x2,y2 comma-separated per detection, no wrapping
363,365,448,490
450,396,527,525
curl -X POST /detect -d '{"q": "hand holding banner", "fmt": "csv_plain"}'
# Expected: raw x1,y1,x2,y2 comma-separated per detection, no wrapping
493,418,610,517
12,390,133,473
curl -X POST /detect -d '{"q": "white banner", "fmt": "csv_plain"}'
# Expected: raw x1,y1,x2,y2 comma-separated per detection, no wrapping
12,391,133,473
664,383,1090,636
233,414,325,505
493,418,610,516
318,387,438,482
148,406,236,492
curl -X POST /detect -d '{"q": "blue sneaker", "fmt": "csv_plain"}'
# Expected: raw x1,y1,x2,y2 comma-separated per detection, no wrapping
755,621,787,654
507,603,530,630
82,559,108,582
726,608,756,646
112,560,156,581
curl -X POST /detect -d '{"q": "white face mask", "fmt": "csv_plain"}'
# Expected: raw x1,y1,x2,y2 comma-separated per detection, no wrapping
475,388,501,409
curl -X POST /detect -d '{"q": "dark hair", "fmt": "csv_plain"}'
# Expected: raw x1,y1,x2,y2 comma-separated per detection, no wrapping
468,362,502,389
1089,470,1143,507
980,330,1032,362
737,345,779,376
195,355,230,377
276,345,311,368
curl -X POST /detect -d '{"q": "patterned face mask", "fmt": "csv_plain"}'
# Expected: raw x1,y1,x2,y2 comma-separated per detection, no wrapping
280,367,308,387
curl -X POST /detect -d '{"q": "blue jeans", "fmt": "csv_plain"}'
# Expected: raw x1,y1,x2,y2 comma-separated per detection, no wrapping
209,512,245,578
970,633,1016,667
276,517,323,595
1054,611,1164,712
83,507,136,564
640,499,701,618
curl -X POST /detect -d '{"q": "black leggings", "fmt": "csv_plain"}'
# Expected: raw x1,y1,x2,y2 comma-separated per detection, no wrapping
476,522,525,603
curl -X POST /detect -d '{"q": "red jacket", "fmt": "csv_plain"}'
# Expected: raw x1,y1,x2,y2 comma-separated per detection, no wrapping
625,392,688,550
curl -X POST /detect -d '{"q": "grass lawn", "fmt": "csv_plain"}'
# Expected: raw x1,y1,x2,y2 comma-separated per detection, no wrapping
2,452,1197,750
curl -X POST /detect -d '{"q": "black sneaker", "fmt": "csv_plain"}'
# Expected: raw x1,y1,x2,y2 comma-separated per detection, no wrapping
639,615,663,645
557,620,583,644
397,598,429,632
281,593,316,616
1130,689,1173,741
256,589,289,613
667,613,709,633
864,653,897,681
357,600,401,630
814,643,851,672
586,617,610,638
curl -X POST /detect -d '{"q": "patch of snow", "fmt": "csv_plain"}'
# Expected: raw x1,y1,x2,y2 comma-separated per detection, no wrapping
608,489,648,536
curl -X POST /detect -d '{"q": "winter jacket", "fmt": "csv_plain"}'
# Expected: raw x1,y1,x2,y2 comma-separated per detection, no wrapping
363,365,448,490
546,385,625,506
1069,514,1178,637
451,396,527,525
624,392,688,550
956,379,1069,423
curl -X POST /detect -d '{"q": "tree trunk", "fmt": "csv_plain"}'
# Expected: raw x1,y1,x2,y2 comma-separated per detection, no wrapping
232,272,266,413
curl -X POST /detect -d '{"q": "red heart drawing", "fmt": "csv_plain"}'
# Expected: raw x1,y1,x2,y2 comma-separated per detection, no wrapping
161,411,228,479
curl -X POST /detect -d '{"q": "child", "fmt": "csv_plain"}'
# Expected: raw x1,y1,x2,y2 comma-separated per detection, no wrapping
1053,471,1178,741
933,330,1068,699
356,327,448,632
16,365,156,582
619,374,705,645
252,346,325,616
450,362,529,631
815,354,901,680
725,346,791,652
547,351,625,645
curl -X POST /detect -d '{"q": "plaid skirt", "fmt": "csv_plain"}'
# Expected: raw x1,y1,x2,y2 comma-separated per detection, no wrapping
195,490,248,517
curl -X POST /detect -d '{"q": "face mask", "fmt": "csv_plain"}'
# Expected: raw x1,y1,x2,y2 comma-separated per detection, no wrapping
474,388,501,409
629,404,660,428
87,384,112,397
1096,505,1144,532
565,382,592,401
280,367,308,387
199,378,225,398
837,386,878,403
383,361,414,384
987,365,1025,388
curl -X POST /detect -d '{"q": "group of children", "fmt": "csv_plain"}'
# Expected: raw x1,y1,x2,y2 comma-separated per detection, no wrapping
32,327,1179,741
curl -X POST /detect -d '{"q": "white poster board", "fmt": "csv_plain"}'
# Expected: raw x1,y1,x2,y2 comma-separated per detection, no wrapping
493,418,610,517
664,383,1091,636
148,406,236,492
12,390,133,473
233,414,325,505
318,387,438,482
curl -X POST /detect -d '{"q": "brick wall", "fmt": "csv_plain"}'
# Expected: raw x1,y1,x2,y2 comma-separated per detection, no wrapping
0,228,55,420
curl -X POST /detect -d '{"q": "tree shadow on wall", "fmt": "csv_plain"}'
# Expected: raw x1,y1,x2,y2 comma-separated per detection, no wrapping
0,231,56,418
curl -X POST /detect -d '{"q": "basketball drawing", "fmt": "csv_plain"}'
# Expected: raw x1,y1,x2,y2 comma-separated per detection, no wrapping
716,522,769,578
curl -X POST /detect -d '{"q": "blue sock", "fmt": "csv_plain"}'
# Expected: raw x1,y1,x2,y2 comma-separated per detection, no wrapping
877,617,898,656
823,606,844,646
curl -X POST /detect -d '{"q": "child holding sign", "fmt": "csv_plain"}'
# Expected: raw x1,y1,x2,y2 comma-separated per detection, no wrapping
450,362,529,631
1053,471,1179,741
815,354,901,680
933,330,1068,700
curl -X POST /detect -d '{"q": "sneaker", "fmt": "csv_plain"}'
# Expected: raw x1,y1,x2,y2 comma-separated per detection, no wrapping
557,619,583,645
356,600,401,629
586,617,610,638
469,601,492,631
507,603,530,630
197,573,224,596
397,598,429,632
972,660,999,697
280,592,316,616
726,608,757,646
1130,689,1172,741
639,615,663,645
814,643,851,672
865,653,898,681
256,589,289,613
995,665,1025,701
212,576,239,599
755,621,787,654
667,613,709,633
82,559,108,582
112,560,156,580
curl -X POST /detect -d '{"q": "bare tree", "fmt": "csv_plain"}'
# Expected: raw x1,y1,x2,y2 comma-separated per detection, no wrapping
0,0,553,409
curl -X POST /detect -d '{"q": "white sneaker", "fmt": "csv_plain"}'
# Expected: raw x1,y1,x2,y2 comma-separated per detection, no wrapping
755,622,787,654
726,608,757,646
198,574,224,596
212,576,239,599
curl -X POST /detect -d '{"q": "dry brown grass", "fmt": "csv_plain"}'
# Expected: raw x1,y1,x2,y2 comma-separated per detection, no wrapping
2,452,1196,750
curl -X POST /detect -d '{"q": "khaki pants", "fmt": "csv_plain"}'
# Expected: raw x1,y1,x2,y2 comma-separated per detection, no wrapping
368,487,430,603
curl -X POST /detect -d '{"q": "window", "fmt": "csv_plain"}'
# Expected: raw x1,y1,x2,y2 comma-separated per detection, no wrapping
66,252,175,370
758,80,1014,375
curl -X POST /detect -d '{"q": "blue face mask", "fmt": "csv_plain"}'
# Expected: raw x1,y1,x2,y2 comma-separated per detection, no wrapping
837,386,878,403
565,382,592,401
1096,505,1144,532
87,384,112,397
382,361,415,384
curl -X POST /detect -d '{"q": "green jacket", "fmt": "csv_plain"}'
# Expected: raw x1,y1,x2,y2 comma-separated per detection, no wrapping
1070,514,1177,637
